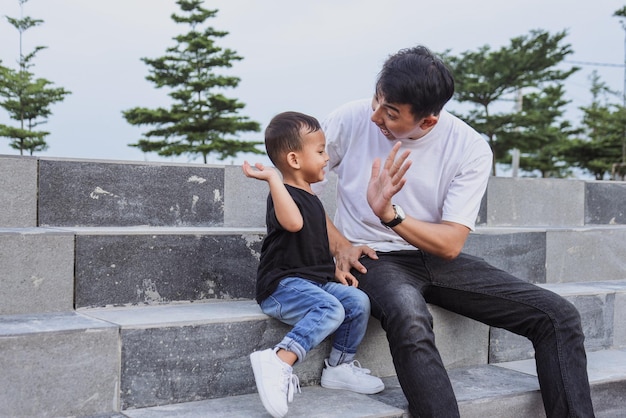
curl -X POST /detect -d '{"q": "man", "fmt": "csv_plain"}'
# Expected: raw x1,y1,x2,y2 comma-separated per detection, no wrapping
316,45,594,417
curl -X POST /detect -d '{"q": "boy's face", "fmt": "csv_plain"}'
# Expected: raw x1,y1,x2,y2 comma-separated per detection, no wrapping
298,129,329,184
370,95,430,140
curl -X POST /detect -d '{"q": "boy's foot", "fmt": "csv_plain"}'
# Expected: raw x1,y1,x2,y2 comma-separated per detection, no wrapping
321,359,385,394
250,348,300,418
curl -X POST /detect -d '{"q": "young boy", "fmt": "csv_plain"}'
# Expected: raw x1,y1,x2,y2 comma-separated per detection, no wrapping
244,111,384,418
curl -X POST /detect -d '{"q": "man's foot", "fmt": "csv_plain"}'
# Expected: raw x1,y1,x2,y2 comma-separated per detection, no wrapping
321,359,385,394
250,348,300,418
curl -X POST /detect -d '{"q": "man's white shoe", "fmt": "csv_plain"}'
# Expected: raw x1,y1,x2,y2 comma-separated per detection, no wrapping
321,359,385,394
250,348,300,418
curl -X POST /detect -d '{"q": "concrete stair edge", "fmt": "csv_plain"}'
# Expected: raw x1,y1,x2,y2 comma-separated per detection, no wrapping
117,348,626,418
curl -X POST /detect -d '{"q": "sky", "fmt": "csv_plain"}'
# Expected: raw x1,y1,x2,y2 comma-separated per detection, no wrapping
0,0,625,167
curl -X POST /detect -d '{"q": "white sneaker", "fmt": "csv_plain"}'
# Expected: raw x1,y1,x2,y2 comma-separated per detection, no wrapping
320,359,385,394
250,348,301,418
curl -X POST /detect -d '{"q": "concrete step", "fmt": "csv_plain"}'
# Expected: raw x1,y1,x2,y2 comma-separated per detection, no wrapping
0,155,38,228
0,227,75,315
489,280,626,363
466,225,626,284
0,312,120,418
478,177,626,227
2,225,624,313
2,155,625,230
70,225,626,309
80,300,488,410
79,279,626,410
72,227,265,308
0,283,622,416
120,349,626,418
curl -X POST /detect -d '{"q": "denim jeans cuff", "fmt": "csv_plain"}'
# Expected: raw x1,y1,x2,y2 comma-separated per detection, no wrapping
328,347,355,366
276,337,306,364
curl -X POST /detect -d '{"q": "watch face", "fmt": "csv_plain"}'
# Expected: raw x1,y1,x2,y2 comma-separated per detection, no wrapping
394,205,405,220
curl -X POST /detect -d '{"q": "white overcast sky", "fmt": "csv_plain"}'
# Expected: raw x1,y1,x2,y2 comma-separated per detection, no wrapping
0,0,625,166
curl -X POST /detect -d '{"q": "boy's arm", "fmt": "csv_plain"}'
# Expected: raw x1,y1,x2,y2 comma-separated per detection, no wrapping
242,162,303,232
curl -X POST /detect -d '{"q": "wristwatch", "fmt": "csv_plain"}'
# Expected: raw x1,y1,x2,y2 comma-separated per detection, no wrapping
381,204,405,228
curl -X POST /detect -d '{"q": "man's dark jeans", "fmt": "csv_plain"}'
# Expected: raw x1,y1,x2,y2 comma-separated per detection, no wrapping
355,250,595,418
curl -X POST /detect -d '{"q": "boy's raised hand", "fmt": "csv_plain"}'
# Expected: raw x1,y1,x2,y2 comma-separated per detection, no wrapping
242,161,280,183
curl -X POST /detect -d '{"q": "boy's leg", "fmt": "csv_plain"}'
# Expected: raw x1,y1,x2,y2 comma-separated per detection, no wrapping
320,282,385,394
251,277,344,418
259,277,345,363
321,282,371,364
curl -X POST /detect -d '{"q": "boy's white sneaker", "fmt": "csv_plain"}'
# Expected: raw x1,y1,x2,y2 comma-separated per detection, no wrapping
250,348,300,418
320,359,385,394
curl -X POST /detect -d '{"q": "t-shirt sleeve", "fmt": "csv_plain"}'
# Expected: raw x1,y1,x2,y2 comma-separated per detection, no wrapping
441,141,492,230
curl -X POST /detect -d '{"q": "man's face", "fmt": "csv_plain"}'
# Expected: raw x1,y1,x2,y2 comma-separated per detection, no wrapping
370,95,428,140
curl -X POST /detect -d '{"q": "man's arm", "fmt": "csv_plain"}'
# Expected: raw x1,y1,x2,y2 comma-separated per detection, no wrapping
367,143,470,260
385,218,470,260
326,214,378,274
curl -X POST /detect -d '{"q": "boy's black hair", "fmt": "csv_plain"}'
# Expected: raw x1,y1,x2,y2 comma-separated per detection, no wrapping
375,45,455,120
265,111,321,168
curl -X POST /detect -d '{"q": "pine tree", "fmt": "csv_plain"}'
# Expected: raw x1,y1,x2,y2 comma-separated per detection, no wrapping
0,0,71,155
564,72,626,180
501,85,580,178
123,0,262,164
441,29,578,176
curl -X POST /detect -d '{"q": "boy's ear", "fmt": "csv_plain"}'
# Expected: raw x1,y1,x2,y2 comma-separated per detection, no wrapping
286,151,300,169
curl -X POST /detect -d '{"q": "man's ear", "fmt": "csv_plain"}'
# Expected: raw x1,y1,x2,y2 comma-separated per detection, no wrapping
420,115,439,129
286,151,300,169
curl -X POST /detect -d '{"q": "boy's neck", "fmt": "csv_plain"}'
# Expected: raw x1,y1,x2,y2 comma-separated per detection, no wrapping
281,172,313,194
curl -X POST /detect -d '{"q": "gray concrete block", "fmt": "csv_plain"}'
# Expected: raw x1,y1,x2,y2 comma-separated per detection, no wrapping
38,159,224,227
431,306,490,368
476,192,488,225
224,165,268,227
124,386,404,418
224,165,338,228
453,366,545,418
489,282,624,363
74,229,264,308
495,349,626,417
546,227,626,283
355,318,395,378
0,312,120,417
489,327,534,364
614,292,626,348
497,349,626,384
585,181,626,225
316,171,338,221
370,367,545,418
485,177,585,227
84,302,331,409
83,299,488,410
464,229,547,283
0,228,75,315
0,155,37,227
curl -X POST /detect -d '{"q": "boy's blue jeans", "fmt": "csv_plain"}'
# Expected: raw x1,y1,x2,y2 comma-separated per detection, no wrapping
260,277,370,365
355,250,595,418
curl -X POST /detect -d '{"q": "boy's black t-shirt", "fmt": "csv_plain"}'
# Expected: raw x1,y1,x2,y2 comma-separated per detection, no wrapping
255,184,335,303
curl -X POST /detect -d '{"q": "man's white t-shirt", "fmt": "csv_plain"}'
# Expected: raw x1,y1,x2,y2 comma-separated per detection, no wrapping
317,98,493,253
